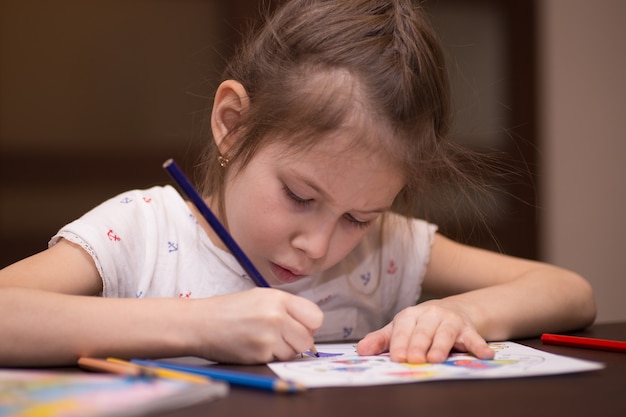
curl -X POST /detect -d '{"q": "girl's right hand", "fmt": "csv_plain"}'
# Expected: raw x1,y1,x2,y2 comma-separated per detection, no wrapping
188,288,323,364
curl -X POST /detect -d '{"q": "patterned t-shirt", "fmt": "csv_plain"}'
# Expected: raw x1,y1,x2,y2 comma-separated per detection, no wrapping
50,185,436,342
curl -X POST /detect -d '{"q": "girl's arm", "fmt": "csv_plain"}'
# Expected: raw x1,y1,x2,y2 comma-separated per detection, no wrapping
357,233,596,363
422,233,596,340
0,287,198,366
0,240,322,366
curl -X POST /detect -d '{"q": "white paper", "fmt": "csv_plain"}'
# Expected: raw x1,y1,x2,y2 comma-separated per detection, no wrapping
268,342,604,388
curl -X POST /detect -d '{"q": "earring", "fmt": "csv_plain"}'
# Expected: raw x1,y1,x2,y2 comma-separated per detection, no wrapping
217,155,229,167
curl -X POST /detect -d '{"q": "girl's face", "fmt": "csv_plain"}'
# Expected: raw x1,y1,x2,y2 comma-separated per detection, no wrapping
213,133,404,285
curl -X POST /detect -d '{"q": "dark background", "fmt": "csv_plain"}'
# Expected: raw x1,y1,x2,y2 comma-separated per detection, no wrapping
0,0,537,268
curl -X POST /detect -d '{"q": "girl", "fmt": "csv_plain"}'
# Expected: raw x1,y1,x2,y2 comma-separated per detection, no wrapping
0,0,595,366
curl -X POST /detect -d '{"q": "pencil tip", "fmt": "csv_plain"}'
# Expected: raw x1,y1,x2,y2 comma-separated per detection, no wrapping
309,345,320,357
274,379,308,393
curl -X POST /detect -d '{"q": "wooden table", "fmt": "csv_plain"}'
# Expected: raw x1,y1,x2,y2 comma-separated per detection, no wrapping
153,322,626,417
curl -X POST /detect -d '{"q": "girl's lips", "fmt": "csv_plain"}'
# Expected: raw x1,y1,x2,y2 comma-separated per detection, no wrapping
270,263,308,284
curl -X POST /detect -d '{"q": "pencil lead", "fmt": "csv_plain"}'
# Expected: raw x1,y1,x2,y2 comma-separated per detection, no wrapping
309,345,320,358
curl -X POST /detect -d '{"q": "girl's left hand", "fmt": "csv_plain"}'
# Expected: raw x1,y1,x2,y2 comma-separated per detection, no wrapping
355,299,495,363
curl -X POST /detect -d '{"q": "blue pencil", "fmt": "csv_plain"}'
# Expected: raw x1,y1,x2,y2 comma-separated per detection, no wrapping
163,158,319,357
163,158,270,288
131,359,307,393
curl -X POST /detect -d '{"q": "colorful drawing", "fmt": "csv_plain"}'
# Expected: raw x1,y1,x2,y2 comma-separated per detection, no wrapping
268,342,604,388
443,358,519,369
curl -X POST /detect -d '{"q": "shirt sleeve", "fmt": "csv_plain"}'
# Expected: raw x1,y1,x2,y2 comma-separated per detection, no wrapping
49,187,171,298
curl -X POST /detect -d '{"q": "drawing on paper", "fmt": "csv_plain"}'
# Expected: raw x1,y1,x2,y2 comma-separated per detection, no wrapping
268,341,603,388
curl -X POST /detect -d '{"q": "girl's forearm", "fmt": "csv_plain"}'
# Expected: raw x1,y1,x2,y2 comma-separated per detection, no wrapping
0,287,196,367
444,267,596,341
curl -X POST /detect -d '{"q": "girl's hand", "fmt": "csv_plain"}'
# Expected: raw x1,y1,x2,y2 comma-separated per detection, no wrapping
190,288,323,364
355,299,494,363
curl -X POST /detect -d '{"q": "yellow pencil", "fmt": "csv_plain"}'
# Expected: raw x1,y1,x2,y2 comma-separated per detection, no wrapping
106,358,210,384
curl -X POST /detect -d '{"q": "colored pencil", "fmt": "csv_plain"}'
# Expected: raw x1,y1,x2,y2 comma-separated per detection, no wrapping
162,158,319,357
163,158,270,288
107,358,211,384
541,333,626,353
131,359,307,393
78,357,152,378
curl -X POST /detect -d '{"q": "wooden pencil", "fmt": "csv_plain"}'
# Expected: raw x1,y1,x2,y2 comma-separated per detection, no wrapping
163,158,270,288
107,358,211,384
132,359,307,393
78,357,150,377
162,158,319,357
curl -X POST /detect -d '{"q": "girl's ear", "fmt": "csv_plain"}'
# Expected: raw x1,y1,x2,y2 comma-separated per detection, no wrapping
211,80,250,155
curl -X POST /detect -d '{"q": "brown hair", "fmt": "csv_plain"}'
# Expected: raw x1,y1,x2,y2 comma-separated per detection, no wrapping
198,0,484,222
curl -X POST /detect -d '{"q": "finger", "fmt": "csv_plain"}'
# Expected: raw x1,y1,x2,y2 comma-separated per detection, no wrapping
278,319,316,359
284,294,324,333
422,322,459,363
454,331,495,360
241,314,310,363
271,340,302,362
281,294,324,355
356,324,392,356
389,311,437,363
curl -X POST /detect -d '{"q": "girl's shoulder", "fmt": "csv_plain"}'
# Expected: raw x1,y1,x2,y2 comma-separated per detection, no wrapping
67,185,188,227
49,185,206,298
49,185,192,270
95,185,184,213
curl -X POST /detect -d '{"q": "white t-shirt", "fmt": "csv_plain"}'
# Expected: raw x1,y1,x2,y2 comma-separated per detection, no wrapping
50,186,436,341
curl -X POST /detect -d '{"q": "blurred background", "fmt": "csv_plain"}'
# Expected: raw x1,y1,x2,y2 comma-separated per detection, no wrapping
1,0,624,323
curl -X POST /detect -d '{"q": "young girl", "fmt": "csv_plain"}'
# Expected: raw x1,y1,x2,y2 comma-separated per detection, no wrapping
0,0,595,367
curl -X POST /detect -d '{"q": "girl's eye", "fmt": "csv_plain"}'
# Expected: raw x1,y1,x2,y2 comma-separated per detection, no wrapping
343,213,372,229
283,186,313,207
283,184,372,228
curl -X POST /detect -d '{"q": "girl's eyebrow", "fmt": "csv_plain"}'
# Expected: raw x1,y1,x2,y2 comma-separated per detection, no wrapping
292,173,392,214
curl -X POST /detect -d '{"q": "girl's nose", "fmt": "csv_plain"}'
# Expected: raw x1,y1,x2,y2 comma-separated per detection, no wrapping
291,220,336,260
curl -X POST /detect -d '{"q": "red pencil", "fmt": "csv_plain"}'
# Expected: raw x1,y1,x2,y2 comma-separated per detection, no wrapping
541,333,626,353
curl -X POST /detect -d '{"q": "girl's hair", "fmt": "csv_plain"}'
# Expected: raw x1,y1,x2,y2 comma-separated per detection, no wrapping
198,0,488,223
